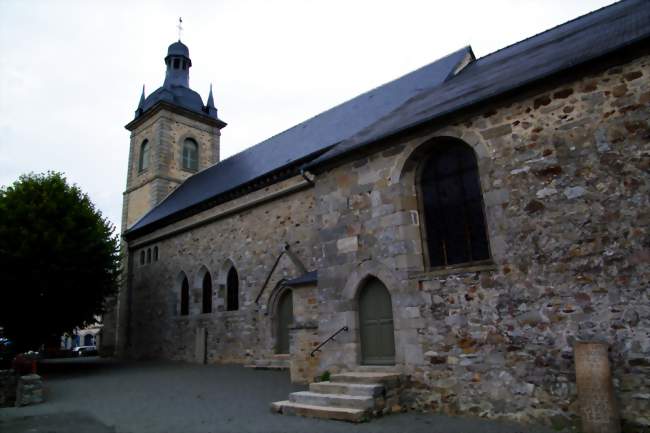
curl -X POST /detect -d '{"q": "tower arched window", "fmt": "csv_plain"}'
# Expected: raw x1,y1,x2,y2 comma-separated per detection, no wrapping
226,267,239,311
138,140,150,172
202,272,212,314
180,276,189,316
420,139,490,267
182,138,199,171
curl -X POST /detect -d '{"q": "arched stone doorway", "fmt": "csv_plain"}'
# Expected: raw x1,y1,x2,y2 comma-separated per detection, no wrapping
276,289,293,354
359,278,395,365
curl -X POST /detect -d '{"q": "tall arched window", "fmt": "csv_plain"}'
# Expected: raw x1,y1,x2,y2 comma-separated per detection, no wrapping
180,276,189,316
226,267,239,311
182,138,198,171
420,139,490,267
153,246,159,261
140,250,145,265
202,272,212,314
138,140,150,172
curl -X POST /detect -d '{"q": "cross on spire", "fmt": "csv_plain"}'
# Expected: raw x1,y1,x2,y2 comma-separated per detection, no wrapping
177,17,183,41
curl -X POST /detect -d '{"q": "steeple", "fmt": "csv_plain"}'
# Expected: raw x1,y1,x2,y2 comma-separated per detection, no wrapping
135,85,145,116
163,41,191,88
205,84,216,116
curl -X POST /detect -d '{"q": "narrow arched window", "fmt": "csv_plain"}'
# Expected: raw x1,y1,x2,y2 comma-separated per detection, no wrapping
420,140,490,267
147,248,151,264
226,267,239,311
138,140,150,172
140,250,145,265
182,138,198,171
180,276,189,316
202,272,212,314
153,246,159,261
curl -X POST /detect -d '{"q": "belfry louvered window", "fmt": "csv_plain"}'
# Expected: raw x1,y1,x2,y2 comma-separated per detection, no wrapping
182,138,198,171
420,140,490,267
138,140,150,172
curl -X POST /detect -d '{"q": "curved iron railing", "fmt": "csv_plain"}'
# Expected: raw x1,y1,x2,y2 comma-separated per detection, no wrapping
310,326,349,357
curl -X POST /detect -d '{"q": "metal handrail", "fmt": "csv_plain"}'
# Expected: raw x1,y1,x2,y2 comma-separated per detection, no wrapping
310,326,349,357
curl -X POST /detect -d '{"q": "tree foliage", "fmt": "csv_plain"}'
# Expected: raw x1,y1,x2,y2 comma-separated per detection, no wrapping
0,172,120,351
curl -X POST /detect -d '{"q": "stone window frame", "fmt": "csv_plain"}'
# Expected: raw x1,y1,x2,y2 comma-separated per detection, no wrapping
217,259,240,313
138,139,150,173
194,265,213,315
178,272,190,316
181,136,199,172
416,138,491,269
392,133,496,275
153,246,159,262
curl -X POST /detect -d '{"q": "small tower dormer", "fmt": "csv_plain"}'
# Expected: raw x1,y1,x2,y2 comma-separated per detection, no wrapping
122,39,226,232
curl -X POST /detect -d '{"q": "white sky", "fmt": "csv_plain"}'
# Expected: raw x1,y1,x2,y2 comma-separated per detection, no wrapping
0,0,615,230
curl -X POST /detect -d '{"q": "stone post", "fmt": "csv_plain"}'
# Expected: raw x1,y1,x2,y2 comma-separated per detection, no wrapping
574,341,620,433
15,374,44,407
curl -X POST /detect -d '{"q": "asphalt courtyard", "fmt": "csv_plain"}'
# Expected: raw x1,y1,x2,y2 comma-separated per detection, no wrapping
0,357,558,433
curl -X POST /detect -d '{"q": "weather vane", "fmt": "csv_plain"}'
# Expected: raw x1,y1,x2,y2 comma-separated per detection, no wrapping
177,17,183,41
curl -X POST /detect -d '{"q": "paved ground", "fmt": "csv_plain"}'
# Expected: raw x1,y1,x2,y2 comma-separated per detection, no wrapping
0,357,558,433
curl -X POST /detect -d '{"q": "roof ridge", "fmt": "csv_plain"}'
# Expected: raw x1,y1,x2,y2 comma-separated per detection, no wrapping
475,0,625,62
220,46,472,160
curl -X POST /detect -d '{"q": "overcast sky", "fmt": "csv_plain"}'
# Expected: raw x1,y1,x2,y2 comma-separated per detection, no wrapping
0,0,615,230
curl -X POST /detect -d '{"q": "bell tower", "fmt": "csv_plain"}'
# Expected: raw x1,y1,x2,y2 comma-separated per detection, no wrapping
122,39,226,232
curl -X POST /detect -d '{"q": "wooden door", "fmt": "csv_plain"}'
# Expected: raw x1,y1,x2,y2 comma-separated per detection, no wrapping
276,290,293,354
359,278,395,365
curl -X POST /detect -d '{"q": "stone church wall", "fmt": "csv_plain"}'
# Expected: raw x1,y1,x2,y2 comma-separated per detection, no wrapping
312,53,650,427
126,175,318,365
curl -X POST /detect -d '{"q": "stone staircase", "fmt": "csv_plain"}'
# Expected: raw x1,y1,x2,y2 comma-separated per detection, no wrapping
245,354,290,370
271,371,403,423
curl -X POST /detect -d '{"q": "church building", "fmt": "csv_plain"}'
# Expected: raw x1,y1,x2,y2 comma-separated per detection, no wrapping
102,0,649,428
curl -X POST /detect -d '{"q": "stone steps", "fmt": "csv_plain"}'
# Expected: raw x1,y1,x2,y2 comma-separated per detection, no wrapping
290,391,375,410
271,400,368,422
309,381,384,397
272,370,403,423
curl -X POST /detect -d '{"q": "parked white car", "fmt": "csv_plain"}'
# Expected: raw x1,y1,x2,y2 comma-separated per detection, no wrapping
72,346,98,357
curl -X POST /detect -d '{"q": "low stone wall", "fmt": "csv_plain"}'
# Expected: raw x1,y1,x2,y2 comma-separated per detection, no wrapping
15,374,44,407
0,369,17,407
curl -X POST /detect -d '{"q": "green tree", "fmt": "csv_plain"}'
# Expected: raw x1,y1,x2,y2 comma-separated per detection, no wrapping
0,172,120,351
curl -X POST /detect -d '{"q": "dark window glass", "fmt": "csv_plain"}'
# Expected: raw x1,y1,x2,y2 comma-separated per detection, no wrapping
153,246,158,261
420,141,490,267
182,138,198,171
202,272,212,314
138,140,149,172
180,277,189,316
173,58,180,69
147,248,151,264
226,267,239,311
140,251,145,265
182,60,187,70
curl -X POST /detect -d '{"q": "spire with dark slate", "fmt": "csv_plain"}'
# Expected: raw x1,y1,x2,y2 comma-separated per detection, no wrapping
205,83,216,115
135,85,146,117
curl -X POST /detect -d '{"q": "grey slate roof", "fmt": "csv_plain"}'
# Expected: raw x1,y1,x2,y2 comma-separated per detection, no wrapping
306,0,650,169
127,47,472,234
138,85,211,118
285,271,318,287
127,0,650,238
